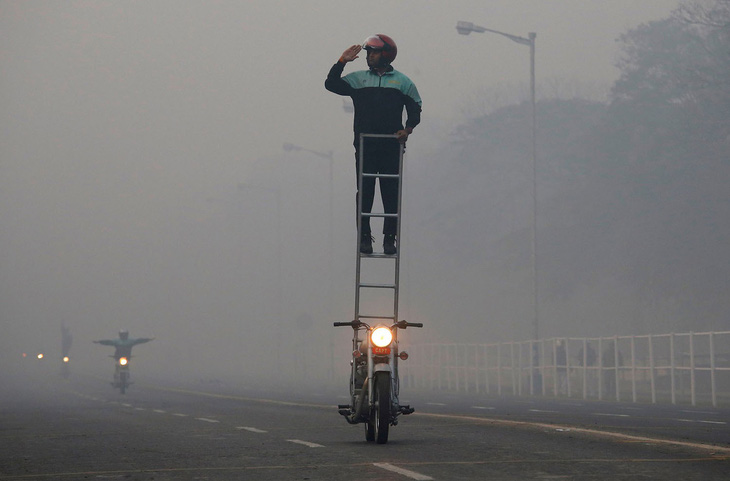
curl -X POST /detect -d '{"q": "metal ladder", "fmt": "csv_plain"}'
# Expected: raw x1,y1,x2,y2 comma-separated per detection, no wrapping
354,133,405,326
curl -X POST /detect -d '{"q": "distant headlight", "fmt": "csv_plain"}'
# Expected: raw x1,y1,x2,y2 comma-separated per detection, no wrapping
371,327,393,348
119,357,128,366
63,356,70,363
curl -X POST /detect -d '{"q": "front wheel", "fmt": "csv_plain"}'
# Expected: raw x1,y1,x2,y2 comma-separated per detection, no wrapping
119,371,128,394
374,373,391,444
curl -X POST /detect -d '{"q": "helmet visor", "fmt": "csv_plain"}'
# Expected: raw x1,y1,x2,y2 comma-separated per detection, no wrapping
362,35,387,51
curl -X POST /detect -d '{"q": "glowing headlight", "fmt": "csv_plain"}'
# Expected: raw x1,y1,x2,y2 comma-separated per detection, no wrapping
63,356,70,363
371,327,393,348
119,357,128,366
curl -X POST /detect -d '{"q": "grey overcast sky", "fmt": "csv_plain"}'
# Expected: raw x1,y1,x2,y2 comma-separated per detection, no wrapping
1,1,680,369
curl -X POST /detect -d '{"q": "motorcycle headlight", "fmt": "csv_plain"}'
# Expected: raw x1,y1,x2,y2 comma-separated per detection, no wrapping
119,357,128,366
63,356,70,363
371,327,393,348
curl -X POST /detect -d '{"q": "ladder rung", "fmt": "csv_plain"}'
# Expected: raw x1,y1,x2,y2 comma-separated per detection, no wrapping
362,173,400,179
360,253,398,258
362,213,398,218
358,315,397,320
359,283,396,289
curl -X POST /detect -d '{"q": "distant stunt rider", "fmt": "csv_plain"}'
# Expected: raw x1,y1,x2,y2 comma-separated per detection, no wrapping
93,329,154,360
325,34,422,255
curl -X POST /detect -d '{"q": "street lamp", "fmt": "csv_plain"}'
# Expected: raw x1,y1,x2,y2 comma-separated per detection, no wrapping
456,20,539,342
282,143,336,379
237,182,283,372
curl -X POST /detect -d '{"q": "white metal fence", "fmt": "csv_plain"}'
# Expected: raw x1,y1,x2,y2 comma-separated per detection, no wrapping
400,331,730,407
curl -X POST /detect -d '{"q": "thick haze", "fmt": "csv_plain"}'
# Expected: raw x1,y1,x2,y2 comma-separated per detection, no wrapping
1,1,681,385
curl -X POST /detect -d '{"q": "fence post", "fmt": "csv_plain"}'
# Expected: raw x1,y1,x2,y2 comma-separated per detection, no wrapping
690,332,696,406
518,342,523,396
436,344,441,391
565,339,572,398
630,336,637,402
582,338,588,400
485,344,491,395
597,337,603,400
710,332,716,408
511,342,517,395
552,339,558,396
474,344,479,393
496,343,502,396
613,336,620,402
670,333,676,404
649,334,656,404
461,344,469,392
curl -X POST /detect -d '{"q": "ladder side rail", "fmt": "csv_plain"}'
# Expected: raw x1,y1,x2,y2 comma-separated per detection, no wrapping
393,140,405,325
354,135,365,323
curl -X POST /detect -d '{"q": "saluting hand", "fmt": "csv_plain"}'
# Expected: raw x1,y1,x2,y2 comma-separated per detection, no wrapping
340,45,362,63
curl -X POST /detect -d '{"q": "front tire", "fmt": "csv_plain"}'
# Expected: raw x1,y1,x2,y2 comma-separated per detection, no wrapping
374,373,391,444
119,371,128,394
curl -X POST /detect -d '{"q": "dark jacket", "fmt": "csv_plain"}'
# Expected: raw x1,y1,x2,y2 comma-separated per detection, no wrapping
325,61,422,146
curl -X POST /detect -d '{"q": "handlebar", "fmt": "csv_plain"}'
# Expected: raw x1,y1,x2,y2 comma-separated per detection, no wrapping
396,320,423,329
333,320,424,329
333,320,362,328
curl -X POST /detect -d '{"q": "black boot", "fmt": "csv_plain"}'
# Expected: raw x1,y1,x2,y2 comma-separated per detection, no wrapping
360,233,374,254
383,234,396,255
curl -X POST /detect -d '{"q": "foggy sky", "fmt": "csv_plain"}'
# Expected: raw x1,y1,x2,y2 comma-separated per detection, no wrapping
1,0,681,381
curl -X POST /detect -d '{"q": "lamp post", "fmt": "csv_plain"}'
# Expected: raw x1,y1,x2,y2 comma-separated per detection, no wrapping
281,144,334,252
282,143,336,379
456,21,539,341
236,182,283,372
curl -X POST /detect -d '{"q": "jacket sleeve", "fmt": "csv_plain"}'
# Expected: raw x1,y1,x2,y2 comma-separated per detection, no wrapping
95,339,116,346
404,82,422,131
325,61,353,96
132,338,154,346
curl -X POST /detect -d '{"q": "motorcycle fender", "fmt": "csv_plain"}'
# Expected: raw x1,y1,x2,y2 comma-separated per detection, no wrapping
373,363,391,373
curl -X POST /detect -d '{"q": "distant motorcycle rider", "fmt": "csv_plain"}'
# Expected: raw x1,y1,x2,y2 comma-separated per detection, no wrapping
93,330,154,360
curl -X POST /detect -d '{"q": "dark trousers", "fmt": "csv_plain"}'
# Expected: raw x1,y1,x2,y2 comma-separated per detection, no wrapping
355,138,401,236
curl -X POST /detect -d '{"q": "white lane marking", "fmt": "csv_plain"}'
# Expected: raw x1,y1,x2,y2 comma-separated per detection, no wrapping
172,413,188,417
472,406,495,410
426,402,446,406
373,462,434,480
121,403,133,407
420,412,730,455
593,413,630,418
237,426,267,433
286,439,324,448
529,409,558,413
153,409,167,414
676,418,727,425
195,417,220,423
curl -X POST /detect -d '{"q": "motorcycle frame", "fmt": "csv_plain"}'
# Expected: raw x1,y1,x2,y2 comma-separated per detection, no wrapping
350,323,400,423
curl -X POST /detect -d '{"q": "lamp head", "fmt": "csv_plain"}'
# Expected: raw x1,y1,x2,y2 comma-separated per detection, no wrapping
456,21,474,35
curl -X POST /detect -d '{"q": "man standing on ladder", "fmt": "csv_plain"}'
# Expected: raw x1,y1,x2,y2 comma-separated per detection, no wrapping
325,34,422,255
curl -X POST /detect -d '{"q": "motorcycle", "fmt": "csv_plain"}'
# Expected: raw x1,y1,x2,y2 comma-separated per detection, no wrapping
333,319,423,444
111,356,131,394
60,356,70,379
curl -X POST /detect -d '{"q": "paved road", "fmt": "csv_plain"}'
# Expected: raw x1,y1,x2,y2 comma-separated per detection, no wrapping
2,369,729,480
